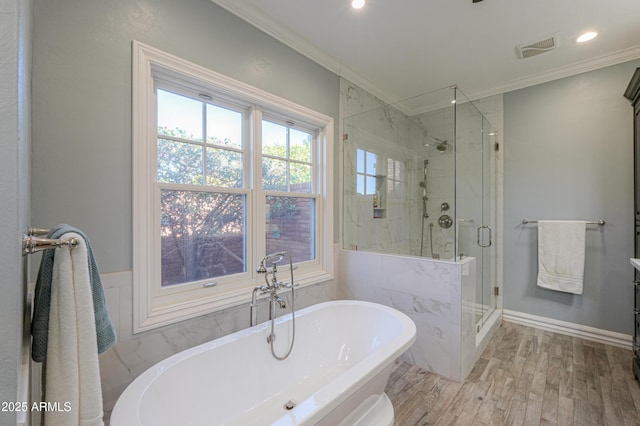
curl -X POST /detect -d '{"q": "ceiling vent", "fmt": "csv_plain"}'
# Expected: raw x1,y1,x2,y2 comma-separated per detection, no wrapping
516,35,557,59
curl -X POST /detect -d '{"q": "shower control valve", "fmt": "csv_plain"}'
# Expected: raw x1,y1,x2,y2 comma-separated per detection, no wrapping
438,214,453,229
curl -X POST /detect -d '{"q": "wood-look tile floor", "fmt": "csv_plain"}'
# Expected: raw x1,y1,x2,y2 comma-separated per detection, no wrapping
385,321,640,426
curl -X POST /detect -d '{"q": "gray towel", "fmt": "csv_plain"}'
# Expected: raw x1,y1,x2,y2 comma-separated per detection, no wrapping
31,224,116,363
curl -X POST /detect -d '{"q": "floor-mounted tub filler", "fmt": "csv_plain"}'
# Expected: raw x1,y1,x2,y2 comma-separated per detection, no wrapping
111,300,416,426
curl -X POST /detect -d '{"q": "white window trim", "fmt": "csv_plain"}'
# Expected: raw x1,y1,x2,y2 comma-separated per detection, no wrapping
132,41,334,333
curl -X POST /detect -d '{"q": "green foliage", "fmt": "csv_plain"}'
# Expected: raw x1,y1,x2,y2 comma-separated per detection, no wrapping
156,125,313,282
262,137,312,191
158,125,245,281
267,196,299,219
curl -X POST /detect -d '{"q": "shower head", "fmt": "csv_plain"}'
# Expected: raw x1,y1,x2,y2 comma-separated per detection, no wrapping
424,135,449,152
256,251,288,273
265,252,286,265
436,140,449,152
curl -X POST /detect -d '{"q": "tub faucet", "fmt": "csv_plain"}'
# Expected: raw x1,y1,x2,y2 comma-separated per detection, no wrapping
270,263,280,289
250,252,291,327
252,252,297,360
257,252,287,289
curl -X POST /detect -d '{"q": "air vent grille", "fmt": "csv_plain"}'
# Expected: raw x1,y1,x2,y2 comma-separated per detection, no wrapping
516,35,557,59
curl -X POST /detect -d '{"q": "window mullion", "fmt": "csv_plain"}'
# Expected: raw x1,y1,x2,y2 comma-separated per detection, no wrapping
284,126,289,192
312,129,318,194
156,181,249,195
202,102,207,185
251,108,266,265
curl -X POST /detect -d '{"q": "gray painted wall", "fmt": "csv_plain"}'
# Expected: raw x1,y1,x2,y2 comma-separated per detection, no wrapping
15,0,638,417
504,60,640,334
31,0,340,274
0,0,31,423
28,0,339,416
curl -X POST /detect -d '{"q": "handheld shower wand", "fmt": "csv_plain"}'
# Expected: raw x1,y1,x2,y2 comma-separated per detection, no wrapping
253,251,296,360
420,159,429,219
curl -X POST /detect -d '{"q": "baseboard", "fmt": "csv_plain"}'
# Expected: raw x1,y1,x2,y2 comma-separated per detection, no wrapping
502,309,633,350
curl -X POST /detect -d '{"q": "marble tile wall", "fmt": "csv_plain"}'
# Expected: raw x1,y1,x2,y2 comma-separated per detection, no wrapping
339,80,503,381
338,249,479,381
342,80,417,255
98,271,336,415
341,80,502,267
341,80,471,260
411,107,457,259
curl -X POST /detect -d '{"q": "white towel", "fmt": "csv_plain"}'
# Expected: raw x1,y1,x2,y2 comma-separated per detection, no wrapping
45,233,104,426
536,220,586,295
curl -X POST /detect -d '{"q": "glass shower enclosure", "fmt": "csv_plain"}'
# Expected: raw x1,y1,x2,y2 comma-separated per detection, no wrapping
342,85,497,331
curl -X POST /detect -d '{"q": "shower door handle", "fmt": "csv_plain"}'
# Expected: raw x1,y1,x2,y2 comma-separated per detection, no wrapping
477,225,492,248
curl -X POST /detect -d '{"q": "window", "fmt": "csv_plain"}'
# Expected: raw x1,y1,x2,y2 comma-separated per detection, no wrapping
262,120,316,263
356,148,378,195
386,158,405,200
133,42,333,332
157,90,246,287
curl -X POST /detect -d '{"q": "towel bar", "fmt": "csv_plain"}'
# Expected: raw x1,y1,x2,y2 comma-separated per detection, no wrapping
521,219,605,226
22,227,79,255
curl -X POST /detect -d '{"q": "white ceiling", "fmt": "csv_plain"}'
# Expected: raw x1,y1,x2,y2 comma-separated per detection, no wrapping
211,0,640,105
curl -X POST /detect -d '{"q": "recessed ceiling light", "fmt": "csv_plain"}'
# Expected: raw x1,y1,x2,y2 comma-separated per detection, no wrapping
352,0,365,9
576,31,598,43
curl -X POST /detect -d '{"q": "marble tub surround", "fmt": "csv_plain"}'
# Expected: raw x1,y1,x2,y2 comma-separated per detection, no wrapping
97,271,336,416
339,249,490,382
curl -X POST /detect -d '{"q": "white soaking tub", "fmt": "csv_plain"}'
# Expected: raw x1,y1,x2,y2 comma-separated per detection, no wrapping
111,300,416,426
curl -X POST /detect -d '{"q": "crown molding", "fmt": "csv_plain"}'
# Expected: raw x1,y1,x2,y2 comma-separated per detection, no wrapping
210,0,401,106
211,1,640,108
467,44,640,101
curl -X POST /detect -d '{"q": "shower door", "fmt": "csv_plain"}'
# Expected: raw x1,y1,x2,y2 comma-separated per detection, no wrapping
455,98,497,331
478,116,497,329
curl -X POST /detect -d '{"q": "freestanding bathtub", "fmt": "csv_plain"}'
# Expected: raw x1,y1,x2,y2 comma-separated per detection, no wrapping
111,300,416,426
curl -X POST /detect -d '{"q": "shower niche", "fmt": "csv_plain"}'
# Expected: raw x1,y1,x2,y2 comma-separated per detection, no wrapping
352,146,392,219
372,173,386,219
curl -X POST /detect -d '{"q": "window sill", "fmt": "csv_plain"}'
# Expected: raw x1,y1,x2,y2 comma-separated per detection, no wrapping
134,270,333,334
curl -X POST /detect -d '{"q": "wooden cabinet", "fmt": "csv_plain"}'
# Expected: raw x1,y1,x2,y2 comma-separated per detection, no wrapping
624,67,640,382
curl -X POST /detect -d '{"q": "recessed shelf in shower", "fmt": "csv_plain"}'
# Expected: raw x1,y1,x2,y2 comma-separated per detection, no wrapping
373,175,386,219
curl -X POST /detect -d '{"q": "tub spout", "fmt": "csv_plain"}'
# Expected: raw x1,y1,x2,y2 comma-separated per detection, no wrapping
274,295,286,309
